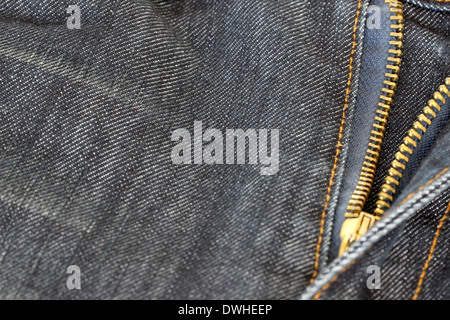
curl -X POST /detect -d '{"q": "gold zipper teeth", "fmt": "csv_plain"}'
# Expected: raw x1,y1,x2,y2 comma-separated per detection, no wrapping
345,0,404,219
374,77,450,215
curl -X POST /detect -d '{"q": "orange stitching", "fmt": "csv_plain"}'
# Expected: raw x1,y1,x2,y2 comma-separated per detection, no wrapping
309,0,363,284
399,168,449,206
311,167,450,299
312,260,357,300
412,200,450,300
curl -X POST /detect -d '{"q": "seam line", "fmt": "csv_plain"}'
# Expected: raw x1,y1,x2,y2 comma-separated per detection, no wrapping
412,200,450,300
312,167,450,299
310,0,363,283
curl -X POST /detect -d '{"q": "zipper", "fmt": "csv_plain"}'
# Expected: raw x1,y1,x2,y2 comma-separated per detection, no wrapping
340,77,450,256
337,0,450,256
338,0,405,256
374,80,450,215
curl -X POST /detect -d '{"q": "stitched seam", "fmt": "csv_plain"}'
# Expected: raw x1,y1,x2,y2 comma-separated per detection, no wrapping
312,259,357,300
311,167,450,299
309,0,363,284
412,200,450,300
399,168,449,205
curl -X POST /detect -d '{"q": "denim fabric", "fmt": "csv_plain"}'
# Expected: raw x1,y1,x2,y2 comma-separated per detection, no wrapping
0,0,366,299
330,0,391,259
0,0,449,300
302,118,450,299
330,0,450,259
364,1,450,212
303,0,450,299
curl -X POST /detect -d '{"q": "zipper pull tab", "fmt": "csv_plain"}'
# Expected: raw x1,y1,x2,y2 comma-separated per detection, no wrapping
339,212,379,256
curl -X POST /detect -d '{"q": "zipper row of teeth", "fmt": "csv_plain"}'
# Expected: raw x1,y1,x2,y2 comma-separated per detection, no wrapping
374,78,450,215
345,0,404,219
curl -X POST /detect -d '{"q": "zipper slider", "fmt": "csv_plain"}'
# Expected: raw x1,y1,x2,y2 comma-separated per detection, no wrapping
338,212,379,256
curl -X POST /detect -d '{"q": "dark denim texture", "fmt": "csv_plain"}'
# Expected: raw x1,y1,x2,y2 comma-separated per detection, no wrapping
304,0,450,299
330,0,391,258
302,118,450,299
0,0,449,300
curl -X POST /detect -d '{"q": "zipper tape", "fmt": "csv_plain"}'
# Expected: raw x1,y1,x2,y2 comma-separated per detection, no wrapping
375,78,450,215
345,0,404,219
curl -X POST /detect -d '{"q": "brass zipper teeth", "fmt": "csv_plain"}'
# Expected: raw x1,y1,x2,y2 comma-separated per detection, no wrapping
345,0,404,219
374,78,450,215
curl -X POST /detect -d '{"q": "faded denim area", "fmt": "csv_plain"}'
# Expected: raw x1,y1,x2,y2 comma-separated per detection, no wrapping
0,0,364,299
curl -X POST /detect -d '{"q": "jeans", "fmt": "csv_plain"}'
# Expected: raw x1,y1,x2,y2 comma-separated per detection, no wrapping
0,0,449,299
